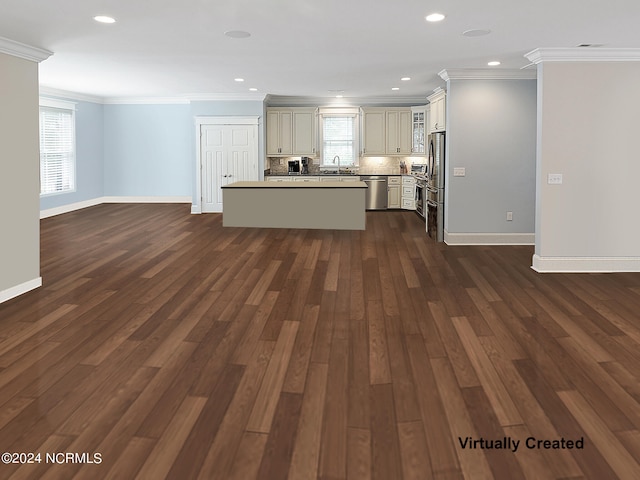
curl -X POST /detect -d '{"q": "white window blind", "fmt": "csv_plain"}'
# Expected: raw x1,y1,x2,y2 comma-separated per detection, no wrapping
320,110,359,167
39,101,75,195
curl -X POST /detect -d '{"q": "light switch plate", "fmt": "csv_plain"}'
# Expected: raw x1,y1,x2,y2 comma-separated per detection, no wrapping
548,173,563,184
453,167,466,177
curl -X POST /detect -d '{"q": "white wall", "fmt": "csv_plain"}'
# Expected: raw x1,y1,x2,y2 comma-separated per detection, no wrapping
0,52,41,302
534,61,640,271
445,78,537,244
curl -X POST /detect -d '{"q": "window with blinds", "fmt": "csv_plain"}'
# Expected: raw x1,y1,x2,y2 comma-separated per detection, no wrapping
39,99,76,195
320,109,359,167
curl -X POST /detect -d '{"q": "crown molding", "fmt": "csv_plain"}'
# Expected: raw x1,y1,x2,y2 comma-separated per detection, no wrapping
39,86,105,104
39,88,268,105
525,47,640,64
439,68,536,81
186,92,267,102
103,97,191,105
265,94,428,107
0,36,52,63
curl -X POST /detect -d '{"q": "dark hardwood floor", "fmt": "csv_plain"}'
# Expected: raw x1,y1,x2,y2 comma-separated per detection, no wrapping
1,203,639,479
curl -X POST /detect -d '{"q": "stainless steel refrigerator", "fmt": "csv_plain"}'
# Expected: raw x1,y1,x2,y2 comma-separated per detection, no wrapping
427,132,445,241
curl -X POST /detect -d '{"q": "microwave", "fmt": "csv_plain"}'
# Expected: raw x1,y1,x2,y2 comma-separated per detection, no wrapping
411,163,427,175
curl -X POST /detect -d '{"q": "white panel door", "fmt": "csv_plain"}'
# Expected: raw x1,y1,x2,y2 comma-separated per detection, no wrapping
201,124,257,213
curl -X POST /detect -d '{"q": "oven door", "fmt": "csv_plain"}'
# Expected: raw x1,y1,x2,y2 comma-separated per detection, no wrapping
427,200,438,240
415,182,426,217
426,186,440,240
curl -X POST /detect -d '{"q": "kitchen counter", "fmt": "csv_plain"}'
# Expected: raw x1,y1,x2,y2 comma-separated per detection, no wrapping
227,181,366,187
264,170,406,178
222,181,367,230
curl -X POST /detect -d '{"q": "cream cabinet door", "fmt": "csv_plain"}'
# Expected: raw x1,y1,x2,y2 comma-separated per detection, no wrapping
362,109,385,155
266,110,293,155
292,110,316,155
386,109,412,155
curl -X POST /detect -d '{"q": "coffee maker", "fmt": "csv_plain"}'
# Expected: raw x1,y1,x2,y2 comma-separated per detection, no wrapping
287,160,300,175
301,157,309,174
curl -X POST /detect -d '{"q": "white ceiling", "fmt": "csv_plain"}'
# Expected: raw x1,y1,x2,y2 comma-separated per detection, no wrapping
2,0,639,102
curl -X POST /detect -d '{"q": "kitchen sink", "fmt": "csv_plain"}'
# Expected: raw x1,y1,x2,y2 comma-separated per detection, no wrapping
319,169,358,175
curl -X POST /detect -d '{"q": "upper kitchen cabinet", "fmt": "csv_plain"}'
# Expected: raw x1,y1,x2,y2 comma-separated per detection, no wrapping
411,105,427,155
267,110,292,155
292,109,317,155
361,108,386,155
427,89,446,132
361,107,412,156
386,109,412,155
266,107,317,156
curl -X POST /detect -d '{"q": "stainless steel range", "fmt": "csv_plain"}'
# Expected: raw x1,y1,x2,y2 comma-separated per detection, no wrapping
415,176,427,218
410,164,427,218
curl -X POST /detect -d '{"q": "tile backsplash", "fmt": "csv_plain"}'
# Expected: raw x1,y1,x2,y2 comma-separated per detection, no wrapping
266,155,427,175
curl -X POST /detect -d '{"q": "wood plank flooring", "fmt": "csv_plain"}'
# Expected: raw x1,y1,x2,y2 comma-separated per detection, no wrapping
1,203,639,479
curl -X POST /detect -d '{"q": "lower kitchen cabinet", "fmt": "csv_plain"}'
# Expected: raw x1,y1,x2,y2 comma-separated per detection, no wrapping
388,176,402,209
293,176,320,182
266,176,293,182
402,175,416,210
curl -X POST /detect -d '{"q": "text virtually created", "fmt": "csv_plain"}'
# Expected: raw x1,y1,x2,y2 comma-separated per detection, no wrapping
458,436,584,453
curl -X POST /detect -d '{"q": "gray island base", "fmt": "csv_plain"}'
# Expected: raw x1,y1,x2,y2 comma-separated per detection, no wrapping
221,181,367,230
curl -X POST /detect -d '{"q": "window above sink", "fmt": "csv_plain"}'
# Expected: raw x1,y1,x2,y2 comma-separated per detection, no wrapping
319,107,360,168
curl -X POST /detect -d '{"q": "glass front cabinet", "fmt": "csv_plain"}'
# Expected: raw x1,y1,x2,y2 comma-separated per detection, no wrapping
411,105,428,155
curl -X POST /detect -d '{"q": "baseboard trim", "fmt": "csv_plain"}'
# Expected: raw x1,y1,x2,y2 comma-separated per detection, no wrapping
191,205,202,214
444,231,535,245
41,196,192,218
102,196,192,204
40,198,104,219
532,254,640,273
0,277,42,304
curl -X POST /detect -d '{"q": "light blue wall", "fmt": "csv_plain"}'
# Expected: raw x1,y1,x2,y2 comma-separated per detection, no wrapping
445,79,537,235
39,98,266,209
40,99,104,211
103,104,192,196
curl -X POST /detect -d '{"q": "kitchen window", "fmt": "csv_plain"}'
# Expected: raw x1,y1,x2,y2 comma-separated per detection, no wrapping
319,108,359,167
39,98,76,196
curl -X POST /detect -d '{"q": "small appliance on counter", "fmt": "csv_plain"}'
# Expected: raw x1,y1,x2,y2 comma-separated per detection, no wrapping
301,157,309,174
410,163,427,176
288,160,300,175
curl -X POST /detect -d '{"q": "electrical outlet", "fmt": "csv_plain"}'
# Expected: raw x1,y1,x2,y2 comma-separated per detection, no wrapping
506,211,513,221
453,167,466,177
280,159,284,165
547,173,563,185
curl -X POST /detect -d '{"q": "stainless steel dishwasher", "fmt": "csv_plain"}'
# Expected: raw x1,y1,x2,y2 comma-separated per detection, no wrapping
360,176,388,210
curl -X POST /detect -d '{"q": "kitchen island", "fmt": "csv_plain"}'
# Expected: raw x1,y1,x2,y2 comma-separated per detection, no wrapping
221,181,367,230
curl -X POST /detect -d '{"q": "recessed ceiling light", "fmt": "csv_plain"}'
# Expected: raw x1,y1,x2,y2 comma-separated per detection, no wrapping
94,15,116,24
391,87,400,91
249,88,258,92
488,61,501,66
401,77,411,81
225,30,251,39
462,29,491,37
426,13,445,22
234,78,244,82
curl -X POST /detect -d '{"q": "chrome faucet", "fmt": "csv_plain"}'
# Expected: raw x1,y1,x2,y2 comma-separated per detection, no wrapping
333,155,341,172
